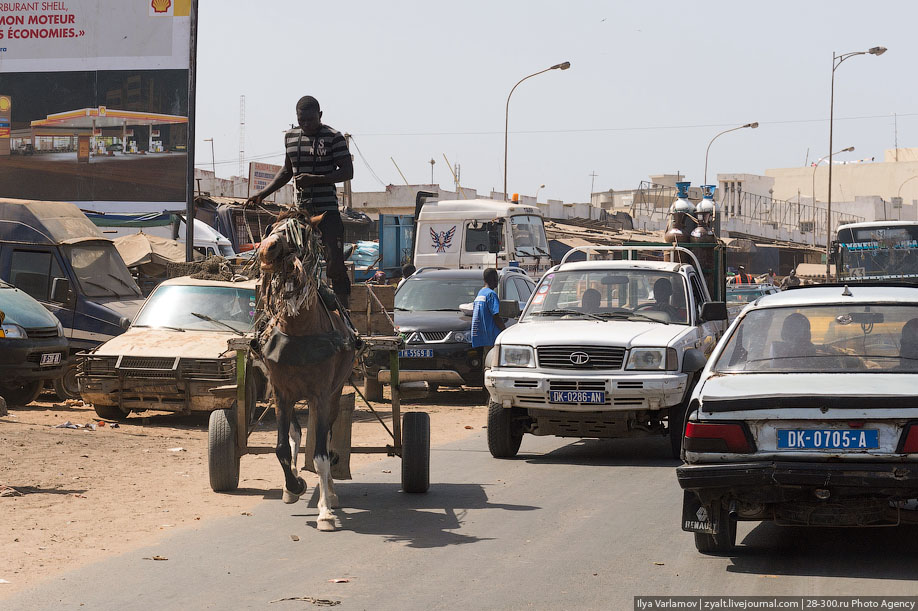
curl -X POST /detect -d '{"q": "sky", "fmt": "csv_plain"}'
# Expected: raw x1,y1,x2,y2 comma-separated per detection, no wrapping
194,0,918,204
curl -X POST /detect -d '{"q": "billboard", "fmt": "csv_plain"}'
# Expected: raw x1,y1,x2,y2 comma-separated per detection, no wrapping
0,0,195,209
248,161,282,199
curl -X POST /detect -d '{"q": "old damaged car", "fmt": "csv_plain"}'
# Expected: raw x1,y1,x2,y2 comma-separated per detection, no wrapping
678,283,918,554
78,276,264,421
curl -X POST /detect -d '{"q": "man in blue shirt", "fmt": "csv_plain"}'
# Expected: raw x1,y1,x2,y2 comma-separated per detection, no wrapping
471,268,506,362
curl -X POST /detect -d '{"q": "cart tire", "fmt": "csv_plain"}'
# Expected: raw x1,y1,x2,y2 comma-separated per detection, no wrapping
401,411,430,493
93,403,130,420
52,364,81,400
363,373,384,402
487,401,522,458
0,380,44,407
693,502,736,554
208,408,239,492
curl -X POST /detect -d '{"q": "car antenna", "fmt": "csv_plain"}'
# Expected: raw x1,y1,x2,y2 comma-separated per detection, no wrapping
841,285,853,297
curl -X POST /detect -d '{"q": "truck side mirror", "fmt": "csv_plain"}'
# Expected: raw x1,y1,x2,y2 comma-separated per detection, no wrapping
486,222,502,254
699,301,727,322
829,241,838,263
51,277,72,304
499,299,521,319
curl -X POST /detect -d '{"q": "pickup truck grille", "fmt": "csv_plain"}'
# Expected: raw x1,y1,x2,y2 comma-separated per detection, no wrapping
537,346,625,370
119,357,177,370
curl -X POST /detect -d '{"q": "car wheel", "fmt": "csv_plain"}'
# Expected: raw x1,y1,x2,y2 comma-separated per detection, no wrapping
0,380,43,407
693,502,736,554
487,401,522,458
53,364,81,400
93,403,130,420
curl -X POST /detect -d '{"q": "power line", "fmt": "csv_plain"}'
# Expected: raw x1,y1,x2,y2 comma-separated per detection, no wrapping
348,134,388,188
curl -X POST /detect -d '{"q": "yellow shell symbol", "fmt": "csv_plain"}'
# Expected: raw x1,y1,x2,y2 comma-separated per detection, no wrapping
0,97,10,112
151,0,171,13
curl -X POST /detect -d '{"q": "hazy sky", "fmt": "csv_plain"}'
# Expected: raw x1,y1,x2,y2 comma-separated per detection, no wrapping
195,0,917,203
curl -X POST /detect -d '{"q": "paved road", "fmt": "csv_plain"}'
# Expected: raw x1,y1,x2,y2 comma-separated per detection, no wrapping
6,433,918,610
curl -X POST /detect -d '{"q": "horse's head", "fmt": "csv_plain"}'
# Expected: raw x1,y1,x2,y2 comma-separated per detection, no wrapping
259,212,325,273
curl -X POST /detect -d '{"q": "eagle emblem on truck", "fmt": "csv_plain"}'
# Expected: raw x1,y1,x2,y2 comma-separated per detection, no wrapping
430,226,456,253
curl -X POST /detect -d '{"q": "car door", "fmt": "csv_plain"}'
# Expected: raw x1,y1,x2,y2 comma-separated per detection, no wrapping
513,276,534,310
687,272,720,357
8,247,76,338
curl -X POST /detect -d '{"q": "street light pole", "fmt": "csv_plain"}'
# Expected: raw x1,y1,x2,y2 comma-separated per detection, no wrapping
826,46,886,279
703,122,758,186
203,137,216,175
503,61,570,201
811,146,854,233
535,183,545,202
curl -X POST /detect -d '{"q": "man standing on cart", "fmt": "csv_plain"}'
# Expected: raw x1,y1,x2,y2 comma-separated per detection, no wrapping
246,95,354,308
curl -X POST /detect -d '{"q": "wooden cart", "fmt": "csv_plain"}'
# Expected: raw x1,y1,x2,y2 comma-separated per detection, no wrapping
206,334,431,494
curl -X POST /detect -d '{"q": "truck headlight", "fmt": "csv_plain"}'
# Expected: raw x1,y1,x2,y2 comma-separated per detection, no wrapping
499,345,535,368
626,347,677,371
56,320,64,337
450,330,470,343
1,323,26,339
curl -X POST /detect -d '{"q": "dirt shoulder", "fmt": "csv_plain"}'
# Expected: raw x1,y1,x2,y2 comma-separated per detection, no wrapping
0,387,486,597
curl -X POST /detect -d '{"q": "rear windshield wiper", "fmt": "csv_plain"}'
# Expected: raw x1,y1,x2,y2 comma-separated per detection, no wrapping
533,308,607,322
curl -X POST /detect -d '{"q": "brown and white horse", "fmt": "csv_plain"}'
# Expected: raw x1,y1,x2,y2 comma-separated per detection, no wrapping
257,211,356,531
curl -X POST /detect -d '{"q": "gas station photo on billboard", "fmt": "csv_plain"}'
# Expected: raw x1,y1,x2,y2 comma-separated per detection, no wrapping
0,69,189,202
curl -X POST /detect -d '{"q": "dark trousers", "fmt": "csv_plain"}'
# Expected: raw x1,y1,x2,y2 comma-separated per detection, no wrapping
314,210,351,306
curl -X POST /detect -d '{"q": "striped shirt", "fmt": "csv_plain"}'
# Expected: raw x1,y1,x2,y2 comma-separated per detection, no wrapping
284,125,349,212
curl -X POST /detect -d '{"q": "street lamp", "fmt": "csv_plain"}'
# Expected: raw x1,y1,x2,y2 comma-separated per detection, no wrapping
203,137,216,176
503,61,571,201
811,146,854,228
703,122,758,186
826,45,886,279
535,184,545,201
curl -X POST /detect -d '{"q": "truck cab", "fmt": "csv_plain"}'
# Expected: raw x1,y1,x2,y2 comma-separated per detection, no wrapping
413,199,551,277
484,245,728,459
0,199,146,398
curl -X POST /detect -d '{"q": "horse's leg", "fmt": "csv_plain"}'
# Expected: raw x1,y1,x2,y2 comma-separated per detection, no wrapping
312,397,337,531
275,394,307,504
289,411,302,480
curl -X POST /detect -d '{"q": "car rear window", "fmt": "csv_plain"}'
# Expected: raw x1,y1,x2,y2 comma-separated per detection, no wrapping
714,305,918,373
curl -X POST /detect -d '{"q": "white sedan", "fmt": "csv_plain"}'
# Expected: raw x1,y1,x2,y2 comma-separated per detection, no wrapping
677,284,918,553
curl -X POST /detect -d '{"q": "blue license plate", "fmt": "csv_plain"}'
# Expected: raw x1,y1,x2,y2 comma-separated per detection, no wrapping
398,349,434,358
549,390,605,404
777,429,879,450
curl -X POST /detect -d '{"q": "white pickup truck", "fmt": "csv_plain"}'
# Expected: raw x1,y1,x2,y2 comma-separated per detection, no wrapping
484,245,728,459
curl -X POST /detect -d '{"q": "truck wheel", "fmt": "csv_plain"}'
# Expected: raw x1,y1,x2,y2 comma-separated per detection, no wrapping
363,373,384,402
693,502,736,554
53,364,81,400
208,408,240,492
0,380,43,407
93,404,130,420
487,401,522,458
401,411,430,493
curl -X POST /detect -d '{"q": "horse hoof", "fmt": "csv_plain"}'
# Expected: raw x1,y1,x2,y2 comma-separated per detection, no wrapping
317,518,337,532
283,477,307,504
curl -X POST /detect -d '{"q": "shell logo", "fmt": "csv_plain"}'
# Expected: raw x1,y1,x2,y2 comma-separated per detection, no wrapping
0,97,10,112
151,0,171,13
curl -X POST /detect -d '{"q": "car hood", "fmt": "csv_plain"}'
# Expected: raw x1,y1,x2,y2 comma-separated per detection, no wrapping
394,311,471,333
0,286,60,328
499,319,688,347
94,296,146,321
698,373,917,402
91,328,237,359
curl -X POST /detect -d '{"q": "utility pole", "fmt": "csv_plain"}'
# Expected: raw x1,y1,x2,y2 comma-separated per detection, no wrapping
429,158,436,185
238,95,245,177
589,171,598,200
343,133,353,208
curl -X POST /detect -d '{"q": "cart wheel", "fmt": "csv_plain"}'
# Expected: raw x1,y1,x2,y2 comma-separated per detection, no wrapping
208,408,239,492
93,404,130,420
487,401,522,458
363,373,384,402
401,411,430,493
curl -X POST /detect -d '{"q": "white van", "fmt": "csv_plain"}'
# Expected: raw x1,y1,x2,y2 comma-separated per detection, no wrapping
414,199,551,275
87,213,235,258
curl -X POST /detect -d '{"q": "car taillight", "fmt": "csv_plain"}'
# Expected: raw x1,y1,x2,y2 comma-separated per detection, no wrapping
684,422,754,453
898,424,918,453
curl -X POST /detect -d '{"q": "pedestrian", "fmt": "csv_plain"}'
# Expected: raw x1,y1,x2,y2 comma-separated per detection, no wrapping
780,269,801,290
470,268,506,364
246,95,354,308
737,266,755,284
396,263,416,290
766,269,778,286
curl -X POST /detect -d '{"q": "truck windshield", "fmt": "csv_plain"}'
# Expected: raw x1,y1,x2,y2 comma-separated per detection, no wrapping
510,215,549,257
66,244,141,298
714,305,918,373
524,269,689,325
395,277,481,312
133,285,257,331
837,223,918,282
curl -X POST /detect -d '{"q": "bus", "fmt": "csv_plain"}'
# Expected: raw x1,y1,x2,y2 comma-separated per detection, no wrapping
834,220,918,282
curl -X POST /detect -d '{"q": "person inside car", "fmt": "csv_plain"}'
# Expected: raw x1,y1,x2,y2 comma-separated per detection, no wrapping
648,278,679,318
771,312,819,362
581,288,601,314
898,318,918,371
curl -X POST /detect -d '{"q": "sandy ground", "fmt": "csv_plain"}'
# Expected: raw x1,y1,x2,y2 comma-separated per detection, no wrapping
0,386,487,597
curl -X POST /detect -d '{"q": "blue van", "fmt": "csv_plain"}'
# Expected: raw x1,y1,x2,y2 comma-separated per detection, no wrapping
0,200,146,398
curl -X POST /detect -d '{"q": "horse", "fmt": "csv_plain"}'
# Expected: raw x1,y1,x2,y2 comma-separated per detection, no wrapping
256,210,357,531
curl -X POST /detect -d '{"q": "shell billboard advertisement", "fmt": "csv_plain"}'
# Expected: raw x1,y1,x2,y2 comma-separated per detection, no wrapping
0,0,195,208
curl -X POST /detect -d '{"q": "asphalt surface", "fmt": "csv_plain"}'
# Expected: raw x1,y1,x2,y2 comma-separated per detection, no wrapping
6,432,918,610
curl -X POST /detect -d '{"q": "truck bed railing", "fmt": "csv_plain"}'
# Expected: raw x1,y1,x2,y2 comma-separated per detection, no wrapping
559,244,706,275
